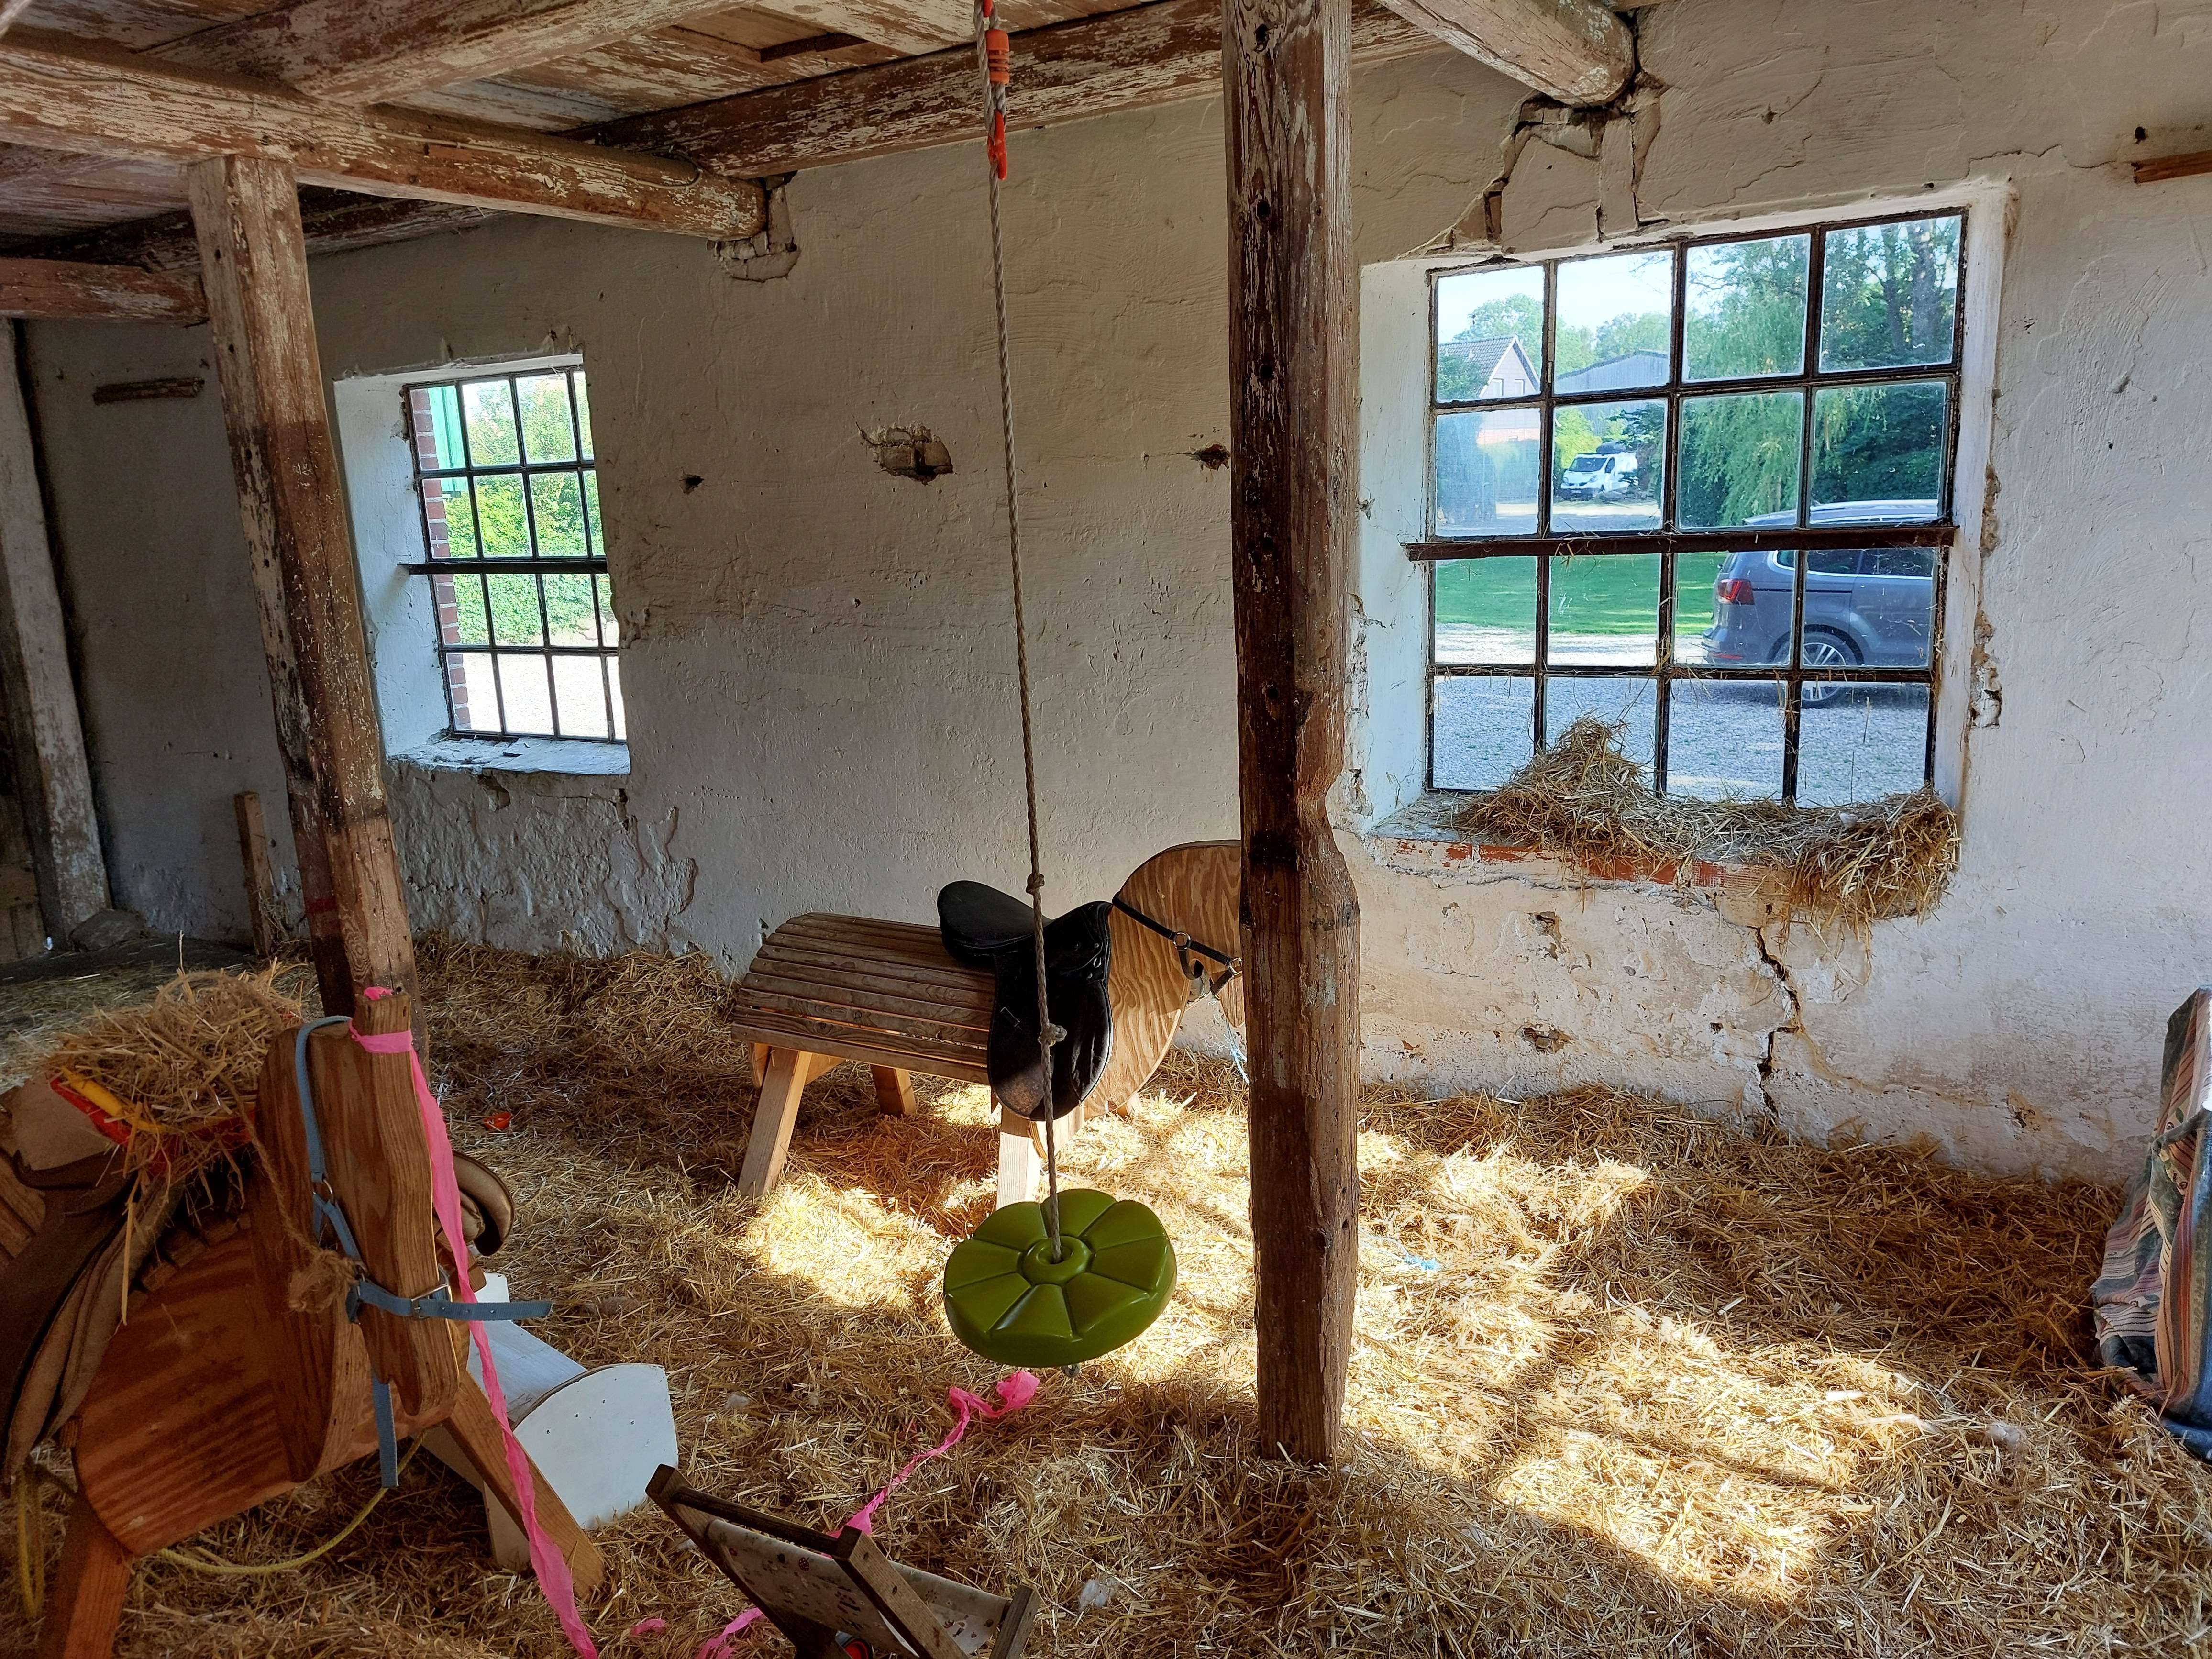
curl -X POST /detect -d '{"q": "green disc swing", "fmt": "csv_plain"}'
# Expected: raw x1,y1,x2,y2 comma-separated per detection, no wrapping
940,4,1176,1371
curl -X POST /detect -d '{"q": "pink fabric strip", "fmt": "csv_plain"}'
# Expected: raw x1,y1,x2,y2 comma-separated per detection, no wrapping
354,989,599,1659
696,1371,1040,1658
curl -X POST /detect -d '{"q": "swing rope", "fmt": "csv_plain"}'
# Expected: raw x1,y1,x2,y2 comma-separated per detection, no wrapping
976,0,1065,1262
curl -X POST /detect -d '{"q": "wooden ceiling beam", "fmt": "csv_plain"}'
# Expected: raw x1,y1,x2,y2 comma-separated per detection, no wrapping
0,254,204,320
152,0,781,107
743,0,970,56
584,0,1438,178
1370,0,1631,104
12,0,1440,266
0,31,763,239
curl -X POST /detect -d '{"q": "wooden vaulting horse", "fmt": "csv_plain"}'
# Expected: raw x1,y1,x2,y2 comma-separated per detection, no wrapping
32,995,600,1659
730,841,1244,1207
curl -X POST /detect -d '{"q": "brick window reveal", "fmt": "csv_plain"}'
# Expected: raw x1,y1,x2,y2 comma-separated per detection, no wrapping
1412,210,1966,806
403,366,624,741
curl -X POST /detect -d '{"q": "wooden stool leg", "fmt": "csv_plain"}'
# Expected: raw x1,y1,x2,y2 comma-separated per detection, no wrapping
995,1103,1040,1210
38,1494,131,1659
739,1048,812,1199
442,1374,605,1595
871,1067,916,1117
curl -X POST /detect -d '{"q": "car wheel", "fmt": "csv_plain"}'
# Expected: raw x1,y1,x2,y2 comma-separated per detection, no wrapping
1800,630,1860,707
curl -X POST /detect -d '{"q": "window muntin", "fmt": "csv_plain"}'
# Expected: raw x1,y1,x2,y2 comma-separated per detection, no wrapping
1417,210,1965,804
403,367,624,742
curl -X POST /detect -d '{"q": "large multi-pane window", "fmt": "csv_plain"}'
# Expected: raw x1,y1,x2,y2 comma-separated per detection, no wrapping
1416,211,1965,805
404,366,624,741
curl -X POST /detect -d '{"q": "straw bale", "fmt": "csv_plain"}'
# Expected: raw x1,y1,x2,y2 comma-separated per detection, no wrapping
1,939,2204,1659
1457,717,1960,929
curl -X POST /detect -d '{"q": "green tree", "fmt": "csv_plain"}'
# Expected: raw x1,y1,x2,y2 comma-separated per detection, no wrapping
1819,217,1959,369
1684,237,1809,379
1556,309,1670,377
1678,392,1802,527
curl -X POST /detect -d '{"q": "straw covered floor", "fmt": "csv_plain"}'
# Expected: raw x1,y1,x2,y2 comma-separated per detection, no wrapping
2,938,2206,1658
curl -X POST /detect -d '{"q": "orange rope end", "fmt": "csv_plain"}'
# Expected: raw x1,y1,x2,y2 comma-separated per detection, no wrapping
989,109,1008,178
985,27,1011,84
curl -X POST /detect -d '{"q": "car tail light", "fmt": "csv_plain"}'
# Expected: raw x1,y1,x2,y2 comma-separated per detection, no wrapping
1714,577,1754,605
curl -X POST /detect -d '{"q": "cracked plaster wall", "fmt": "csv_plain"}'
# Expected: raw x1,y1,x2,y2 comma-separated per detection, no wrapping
21,0,2212,1182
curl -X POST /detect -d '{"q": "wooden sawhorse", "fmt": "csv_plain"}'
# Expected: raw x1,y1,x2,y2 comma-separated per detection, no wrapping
728,913,1083,1211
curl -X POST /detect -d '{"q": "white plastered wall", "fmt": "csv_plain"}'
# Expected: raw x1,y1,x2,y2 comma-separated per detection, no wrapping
23,0,2212,1180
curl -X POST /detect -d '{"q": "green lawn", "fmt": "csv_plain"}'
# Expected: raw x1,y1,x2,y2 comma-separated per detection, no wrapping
1435,553,1725,638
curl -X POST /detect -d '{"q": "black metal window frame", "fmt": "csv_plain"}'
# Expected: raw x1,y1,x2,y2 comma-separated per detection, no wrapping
399,365,623,744
1410,207,1969,802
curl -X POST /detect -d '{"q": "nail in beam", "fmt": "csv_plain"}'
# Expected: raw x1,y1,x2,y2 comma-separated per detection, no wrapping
186,154,416,1020
1224,0,1362,1461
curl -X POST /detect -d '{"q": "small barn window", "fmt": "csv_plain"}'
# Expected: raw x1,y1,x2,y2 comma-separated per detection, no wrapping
402,366,623,741
1416,210,1965,805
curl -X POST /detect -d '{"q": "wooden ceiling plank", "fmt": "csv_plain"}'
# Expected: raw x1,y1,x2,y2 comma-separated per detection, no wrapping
155,0,773,106
0,29,764,237
1370,0,1631,105
15,0,270,53
493,23,895,118
0,0,37,38
583,0,1437,178
737,0,968,55
15,0,1441,262
0,252,202,318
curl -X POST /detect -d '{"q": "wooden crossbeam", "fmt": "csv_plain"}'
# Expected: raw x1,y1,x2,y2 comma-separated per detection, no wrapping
743,0,970,55
1372,0,1632,104
153,0,782,107
0,255,204,321
21,0,1438,268
0,30,763,240
586,0,1438,177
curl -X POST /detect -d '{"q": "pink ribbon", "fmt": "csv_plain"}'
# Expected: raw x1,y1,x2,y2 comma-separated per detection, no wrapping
694,1371,1041,1658
354,989,599,1659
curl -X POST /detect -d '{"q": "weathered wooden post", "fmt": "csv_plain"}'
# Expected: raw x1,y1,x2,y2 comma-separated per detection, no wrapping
187,155,417,1018
1223,0,1361,1461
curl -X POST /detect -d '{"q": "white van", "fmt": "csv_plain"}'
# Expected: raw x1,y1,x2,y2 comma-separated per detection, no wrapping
1557,449,1639,499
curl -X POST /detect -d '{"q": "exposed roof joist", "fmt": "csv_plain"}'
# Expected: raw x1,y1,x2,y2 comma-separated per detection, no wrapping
150,0,770,107
589,0,1439,177
23,0,1444,268
1373,0,1633,105
0,254,204,319
2,0,1640,265
0,30,763,239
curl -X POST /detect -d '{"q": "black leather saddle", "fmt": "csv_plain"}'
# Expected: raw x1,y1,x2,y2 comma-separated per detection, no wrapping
938,882,1114,1123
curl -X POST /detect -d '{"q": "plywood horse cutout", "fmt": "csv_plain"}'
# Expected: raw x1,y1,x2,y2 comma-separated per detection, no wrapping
35,992,601,1659
729,841,1244,1208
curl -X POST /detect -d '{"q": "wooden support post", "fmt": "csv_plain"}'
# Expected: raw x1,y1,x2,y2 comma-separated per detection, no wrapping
738,1048,829,1197
441,1372,606,1595
871,1065,917,1116
0,320,109,943
994,1105,1041,1209
35,1493,132,1659
1223,0,1361,1462
232,790,280,956
188,155,416,1019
